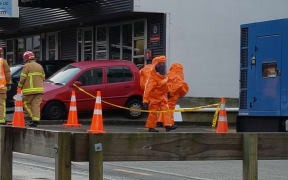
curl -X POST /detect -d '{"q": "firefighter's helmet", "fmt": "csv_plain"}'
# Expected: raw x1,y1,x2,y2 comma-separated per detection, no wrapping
23,51,35,61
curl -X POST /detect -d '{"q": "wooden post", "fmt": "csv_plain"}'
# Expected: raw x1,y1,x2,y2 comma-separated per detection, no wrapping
243,133,258,180
0,126,12,180
89,134,103,180
55,132,72,180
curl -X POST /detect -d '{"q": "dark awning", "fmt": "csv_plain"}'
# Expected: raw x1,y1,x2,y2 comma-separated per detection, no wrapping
18,0,95,8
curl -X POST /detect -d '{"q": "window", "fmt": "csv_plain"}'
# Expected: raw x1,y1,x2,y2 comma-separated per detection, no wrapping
26,37,32,51
77,29,82,61
16,38,25,64
48,65,81,85
25,35,41,60
46,32,58,60
122,24,132,61
77,28,93,61
107,66,132,83
33,35,41,59
132,21,146,67
262,62,277,78
6,39,14,65
109,26,121,59
77,68,103,86
84,30,93,60
95,26,108,59
95,20,147,64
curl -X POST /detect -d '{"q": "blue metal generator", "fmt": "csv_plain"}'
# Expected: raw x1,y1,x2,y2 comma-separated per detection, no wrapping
237,19,288,132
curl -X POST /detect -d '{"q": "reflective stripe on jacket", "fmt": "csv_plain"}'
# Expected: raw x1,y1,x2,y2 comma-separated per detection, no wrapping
0,58,11,93
18,60,45,95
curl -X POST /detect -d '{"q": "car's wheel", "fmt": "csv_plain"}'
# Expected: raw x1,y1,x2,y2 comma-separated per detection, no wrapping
42,101,66,120
125,98,143,119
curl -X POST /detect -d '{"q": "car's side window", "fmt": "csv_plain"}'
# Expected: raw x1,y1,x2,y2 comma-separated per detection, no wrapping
77,68,103,86
107,66,132,83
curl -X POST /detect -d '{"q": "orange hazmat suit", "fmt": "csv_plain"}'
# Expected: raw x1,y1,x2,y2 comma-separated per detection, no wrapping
167,63,189,124
143,56,173,129
139,64,153,90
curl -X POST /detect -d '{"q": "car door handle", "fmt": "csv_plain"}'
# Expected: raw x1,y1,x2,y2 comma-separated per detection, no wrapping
124,86,131,88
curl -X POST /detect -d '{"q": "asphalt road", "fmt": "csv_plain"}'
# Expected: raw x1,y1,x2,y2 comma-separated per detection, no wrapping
13,153,288,180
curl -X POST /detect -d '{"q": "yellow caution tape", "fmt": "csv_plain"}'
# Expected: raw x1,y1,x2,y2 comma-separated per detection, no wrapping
73,84,221,114
212,104,220,128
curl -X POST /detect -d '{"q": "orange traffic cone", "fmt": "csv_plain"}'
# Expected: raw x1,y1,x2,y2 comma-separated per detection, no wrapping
87,91,106,133
216,97,228,133
64,90,81,127
12,88,25,128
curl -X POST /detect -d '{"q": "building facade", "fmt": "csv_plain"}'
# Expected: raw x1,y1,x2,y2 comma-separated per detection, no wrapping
0,0,165,68
1,0,288,99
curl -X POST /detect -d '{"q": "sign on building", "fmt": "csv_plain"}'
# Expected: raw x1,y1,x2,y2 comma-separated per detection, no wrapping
0,0,19,17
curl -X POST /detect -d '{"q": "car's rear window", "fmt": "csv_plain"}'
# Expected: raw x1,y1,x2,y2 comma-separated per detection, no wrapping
107,66,133,83
47,65,81,85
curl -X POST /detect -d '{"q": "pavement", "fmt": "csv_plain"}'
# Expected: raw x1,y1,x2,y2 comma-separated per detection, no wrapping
5,107,236,133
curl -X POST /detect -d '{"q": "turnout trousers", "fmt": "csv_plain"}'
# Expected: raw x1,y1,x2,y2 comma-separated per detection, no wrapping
0,93,6,123
23,94,43,122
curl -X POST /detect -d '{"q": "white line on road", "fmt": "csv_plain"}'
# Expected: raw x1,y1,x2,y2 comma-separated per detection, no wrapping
106,162,214,180
114,168,151,176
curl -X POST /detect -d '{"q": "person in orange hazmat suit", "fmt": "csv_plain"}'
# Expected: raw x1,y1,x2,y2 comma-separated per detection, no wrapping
166,63,189,125
142,56,177,132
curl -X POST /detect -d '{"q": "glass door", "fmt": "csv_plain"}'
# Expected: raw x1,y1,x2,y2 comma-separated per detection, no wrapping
132,21,146,68
95,26,108,59
122,24,132,61
83,29,93,60
77,27,93,61
109,25,120,59
16,38,25,64
6,39,14,65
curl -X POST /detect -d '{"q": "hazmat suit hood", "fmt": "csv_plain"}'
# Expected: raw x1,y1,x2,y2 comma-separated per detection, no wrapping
139,56,167,90
168,63,184,79
167,63,189,97
152,56,166,76
152,55,166,65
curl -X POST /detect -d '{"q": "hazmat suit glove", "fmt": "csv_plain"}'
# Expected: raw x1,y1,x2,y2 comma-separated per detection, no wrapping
142,103,149,110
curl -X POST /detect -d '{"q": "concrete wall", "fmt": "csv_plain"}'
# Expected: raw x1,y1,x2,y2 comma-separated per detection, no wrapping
134,0,288,98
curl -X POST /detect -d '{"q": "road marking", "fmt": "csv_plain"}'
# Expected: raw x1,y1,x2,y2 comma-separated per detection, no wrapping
107,163,213,180
114,168,151,176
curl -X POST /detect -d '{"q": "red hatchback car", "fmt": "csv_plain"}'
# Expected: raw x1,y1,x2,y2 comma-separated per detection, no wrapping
41,60,144,120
